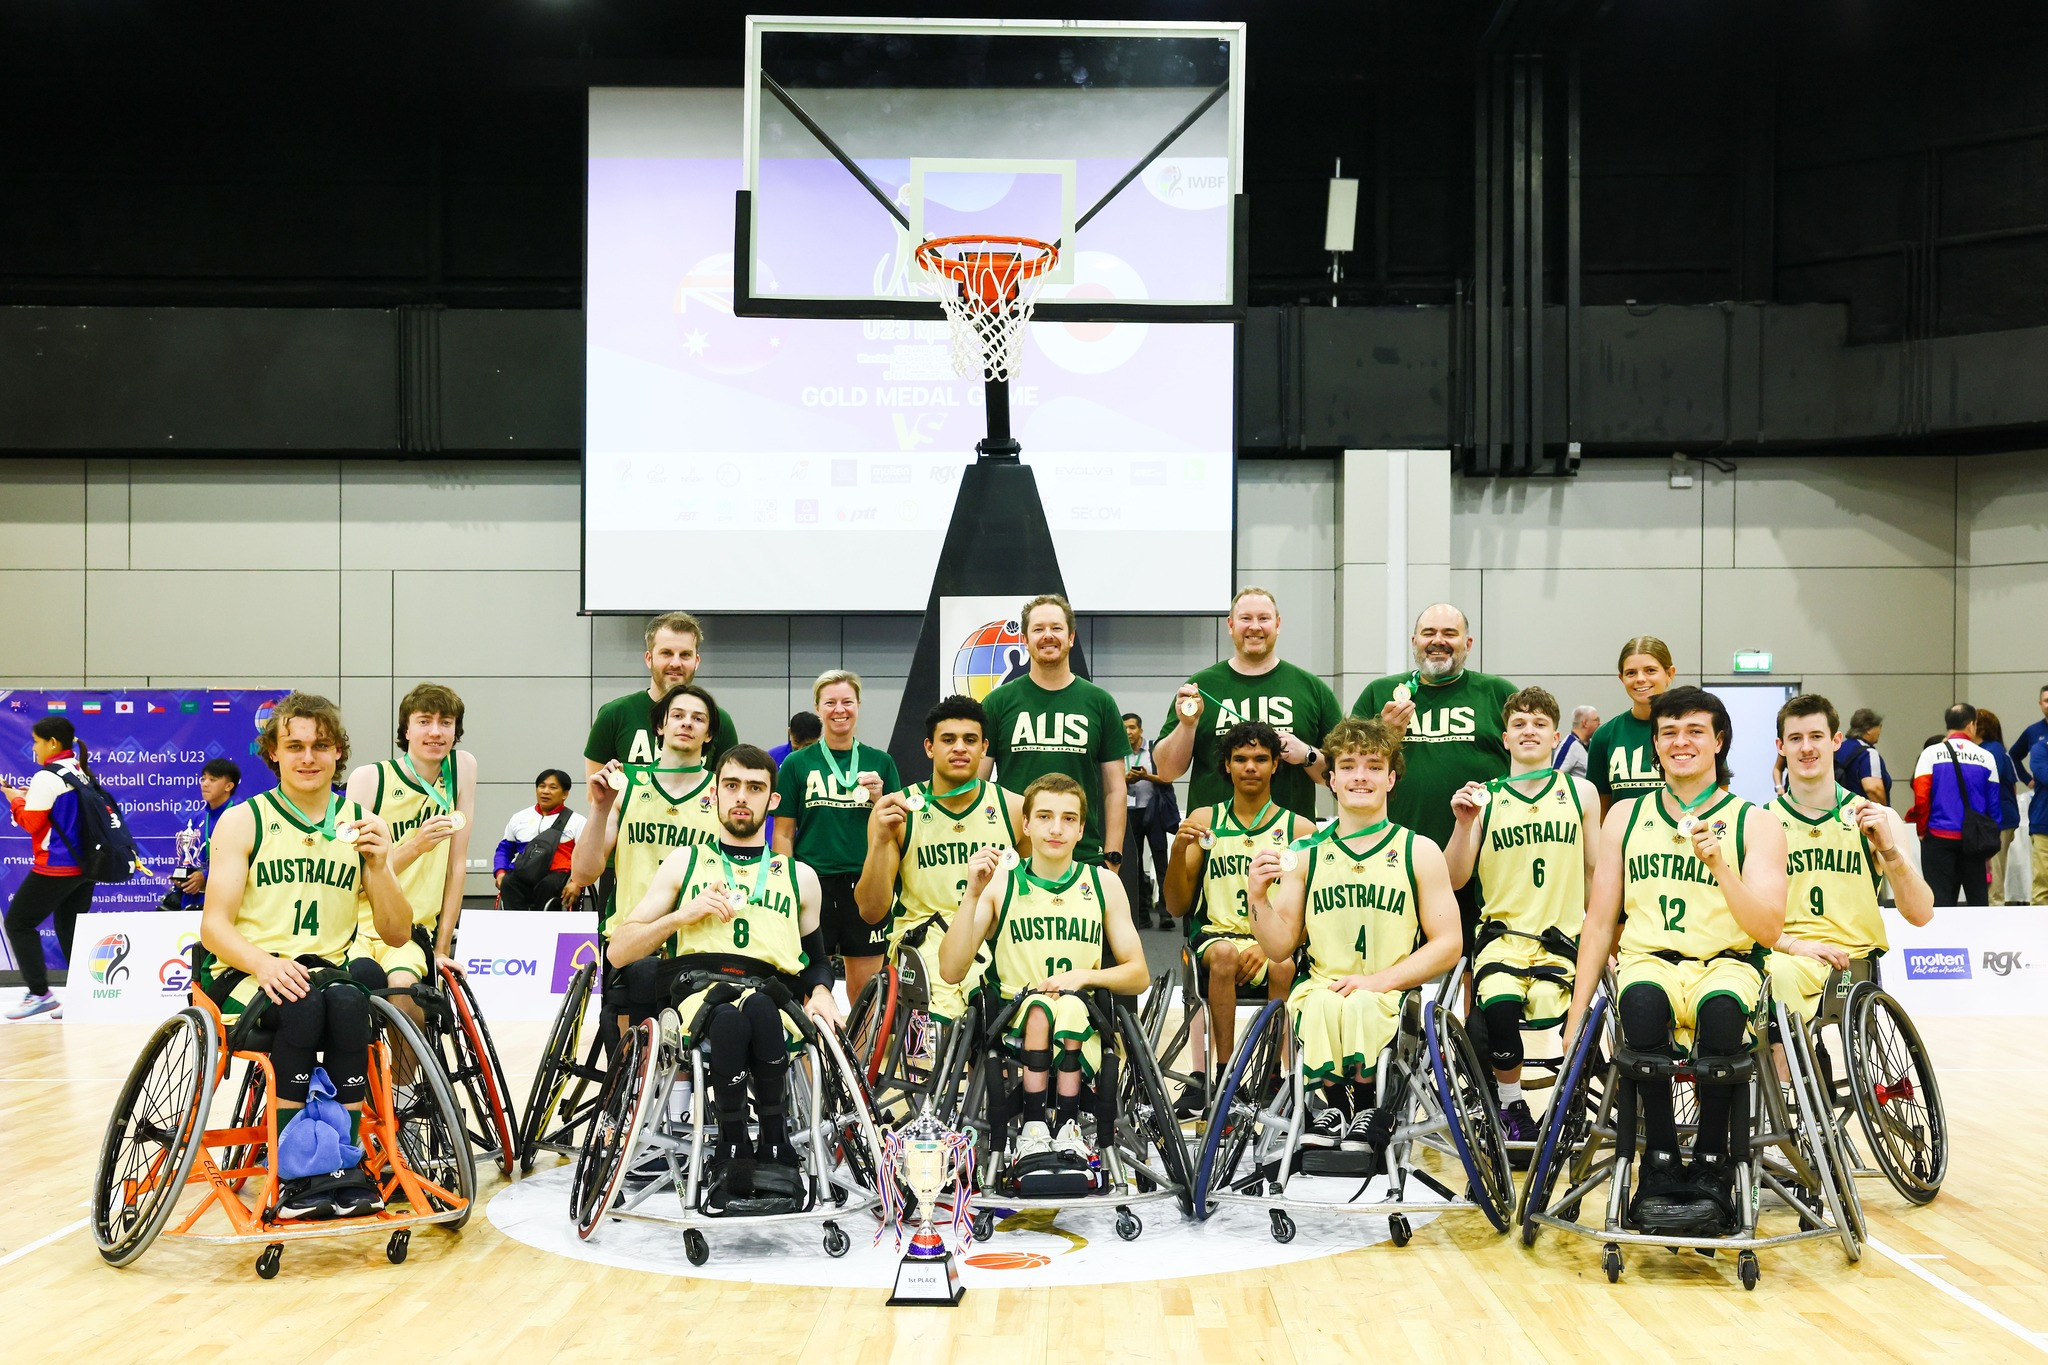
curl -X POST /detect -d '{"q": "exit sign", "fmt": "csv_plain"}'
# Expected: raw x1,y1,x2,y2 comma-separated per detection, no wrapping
1733,650,1773,674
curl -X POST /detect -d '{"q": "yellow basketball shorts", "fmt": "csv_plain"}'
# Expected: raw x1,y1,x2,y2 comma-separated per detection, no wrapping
356,924,433,981
1615,951,1762,1053
1288,978,1404,1084
1473,933,1573,1028
1193,931,1271,988
896,928,986,1025
1765,951,1837,1024
1006,991,1102,1079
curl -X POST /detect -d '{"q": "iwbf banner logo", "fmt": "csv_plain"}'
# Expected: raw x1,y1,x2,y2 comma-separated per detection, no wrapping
552,932,602,992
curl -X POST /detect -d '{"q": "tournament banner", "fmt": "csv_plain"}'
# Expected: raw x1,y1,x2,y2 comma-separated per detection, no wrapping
1,689,279,975
451,908,602,1022
938,596,1035,703
1881,905,2048,1018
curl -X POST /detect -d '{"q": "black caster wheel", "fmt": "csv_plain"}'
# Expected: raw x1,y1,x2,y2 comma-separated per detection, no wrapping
1738,1251,1760,1291
256,1244,283,1280
824,1222,851,1258
972,1210,996,1242
1114,1208,1142,1242
1388,1214,1412,1248
1602,1244,1623,1284
386,1230,410,1265
831,1186,848,1208
684,1229,710,1267
1269,1210,1296,1245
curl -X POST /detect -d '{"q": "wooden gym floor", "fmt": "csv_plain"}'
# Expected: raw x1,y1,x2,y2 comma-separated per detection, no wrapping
3,1015,2044,1364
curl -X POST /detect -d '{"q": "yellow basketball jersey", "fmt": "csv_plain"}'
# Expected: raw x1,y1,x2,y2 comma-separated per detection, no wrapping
1618,791,1757,961
1197,801,1304,938
666,845,807,976
893,780,1017,941
367,756,457,928
991,862,1108,998
236,790,367,964
1475,771,1587,937
608,767,722,934
1300,823,1420,985
1769,791,1886,954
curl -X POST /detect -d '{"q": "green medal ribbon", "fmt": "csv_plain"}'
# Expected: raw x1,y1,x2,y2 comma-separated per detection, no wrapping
652,762,706,775
818,739,864,797
1218,798,1276,838
1665,782,1722,828
927,777,985,817
316,791,345,842
716,846,774,907
1017,860,1084,898
399,751,457,813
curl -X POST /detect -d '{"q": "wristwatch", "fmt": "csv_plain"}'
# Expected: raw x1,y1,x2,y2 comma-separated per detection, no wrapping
1104,851,1124,868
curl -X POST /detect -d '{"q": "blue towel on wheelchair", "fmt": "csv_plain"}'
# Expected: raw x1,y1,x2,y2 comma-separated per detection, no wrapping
276,1068,364,1179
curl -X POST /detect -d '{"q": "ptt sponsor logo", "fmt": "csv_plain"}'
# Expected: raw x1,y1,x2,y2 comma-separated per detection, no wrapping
1982,950,2028,977
465,957,539,977
1902,948,1971,980
835,506,878,523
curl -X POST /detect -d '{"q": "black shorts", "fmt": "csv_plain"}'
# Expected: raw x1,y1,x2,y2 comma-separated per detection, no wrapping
817,871,887,960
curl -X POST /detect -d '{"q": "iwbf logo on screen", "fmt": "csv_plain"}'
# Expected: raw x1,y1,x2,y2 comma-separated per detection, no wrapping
551,932,601,993
1903,949,1971,980
1143,158,1231,211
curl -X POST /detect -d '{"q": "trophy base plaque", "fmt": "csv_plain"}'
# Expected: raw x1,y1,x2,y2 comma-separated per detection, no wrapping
888,1233,966,1307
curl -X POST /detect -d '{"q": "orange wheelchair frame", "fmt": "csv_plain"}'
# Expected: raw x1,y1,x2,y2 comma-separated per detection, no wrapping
93,984,475,1278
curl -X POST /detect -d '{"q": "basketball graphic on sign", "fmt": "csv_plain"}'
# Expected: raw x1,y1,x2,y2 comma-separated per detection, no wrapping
951,619,1028,701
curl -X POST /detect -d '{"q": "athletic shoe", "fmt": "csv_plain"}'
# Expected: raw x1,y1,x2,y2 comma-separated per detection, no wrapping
1013,1120,1055,1165
1499,1098,1538,1143
331,1173,386,1218
1303,1105,1346,1148
1342,1106,1395,1155
1172,1074,1209,1119
276,1176,340,1221
6,992,60,1022
1628,1148,1716,1233
1052,1120,1094,1165
1688,1151,1739,1235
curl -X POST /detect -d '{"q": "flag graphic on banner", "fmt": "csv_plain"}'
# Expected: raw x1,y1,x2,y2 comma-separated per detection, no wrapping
212,700,231,714
46,701,67,712
180,700,199,714
82,702,103,713
115,701,135,714
146,703,166,713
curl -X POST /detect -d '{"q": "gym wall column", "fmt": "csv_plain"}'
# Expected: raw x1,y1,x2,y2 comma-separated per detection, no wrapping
1338,449,1453,706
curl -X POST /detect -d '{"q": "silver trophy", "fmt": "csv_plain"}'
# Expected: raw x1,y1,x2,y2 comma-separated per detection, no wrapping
172,821,203,882
884,1103,973,1307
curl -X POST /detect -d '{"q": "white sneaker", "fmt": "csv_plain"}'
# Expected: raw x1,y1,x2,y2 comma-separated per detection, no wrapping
6,992,60,1022
1013,1120,1054,1163
1053,1120,1093,1164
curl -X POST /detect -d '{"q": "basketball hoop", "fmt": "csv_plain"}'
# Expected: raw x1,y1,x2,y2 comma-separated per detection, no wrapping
914,235,1060,384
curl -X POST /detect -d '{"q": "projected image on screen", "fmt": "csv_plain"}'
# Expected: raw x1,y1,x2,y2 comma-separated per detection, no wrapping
584,89,1235,614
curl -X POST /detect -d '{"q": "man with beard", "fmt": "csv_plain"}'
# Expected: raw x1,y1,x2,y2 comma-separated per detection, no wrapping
1350,604,1517,940
585,612,741,777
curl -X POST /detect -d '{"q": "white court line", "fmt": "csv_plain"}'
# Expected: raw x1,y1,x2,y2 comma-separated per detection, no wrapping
1868,1236,2048,1355
0,1218,86,1268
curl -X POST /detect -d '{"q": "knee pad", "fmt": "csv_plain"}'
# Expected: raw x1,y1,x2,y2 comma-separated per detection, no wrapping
321,984,372,1104
270,993,325,1103
1016,1046,1054,1075
1480,999,1525,1071
1694,995,1749,1059
1055,1045,1085,1074
1617,983,1675,1054
739,990,786,1065
347,957,389,992
621,956,671,1010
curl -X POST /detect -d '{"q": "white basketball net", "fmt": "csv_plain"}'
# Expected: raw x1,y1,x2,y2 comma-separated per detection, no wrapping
916,243,1057,384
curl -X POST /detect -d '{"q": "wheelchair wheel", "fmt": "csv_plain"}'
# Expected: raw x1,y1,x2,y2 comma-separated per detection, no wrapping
1779,1007,1863,1259
1424,1002,1514,1233
93,1007,218,1268
374,996,477,1231
816,1024,889,1201
844,964,899,1090
1193,999,1286,1221
1520,994,1606,1247
221,1059,268,1190
1111,1003,1196,1215
1844,984,1947,1203
517,961,594,1173
435,963,519,1179
572,1019,659,1241
928,1004,981,1126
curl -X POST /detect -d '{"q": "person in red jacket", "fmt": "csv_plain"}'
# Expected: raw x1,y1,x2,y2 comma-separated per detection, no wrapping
3,717,98,1021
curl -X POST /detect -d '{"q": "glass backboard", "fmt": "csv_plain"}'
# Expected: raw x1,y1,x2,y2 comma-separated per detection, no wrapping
739,16,1247,322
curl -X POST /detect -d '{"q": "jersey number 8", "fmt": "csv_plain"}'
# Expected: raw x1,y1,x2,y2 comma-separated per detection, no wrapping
733,918,751,948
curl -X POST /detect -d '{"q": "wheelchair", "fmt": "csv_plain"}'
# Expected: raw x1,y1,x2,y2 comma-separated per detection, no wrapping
370,955,519,1181
844,921,983,1129
1788,956,1948,1203
1192,959,1516,1245
517,960,619,1173
568,969,887,1267
944,988,1196,1243
1519,972,1863,1290
1460,922,1579,1169
1139,938,1291,1127
92,979,475,1278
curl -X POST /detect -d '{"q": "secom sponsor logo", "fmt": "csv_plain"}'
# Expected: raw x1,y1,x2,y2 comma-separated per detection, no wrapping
1902,948,1971,981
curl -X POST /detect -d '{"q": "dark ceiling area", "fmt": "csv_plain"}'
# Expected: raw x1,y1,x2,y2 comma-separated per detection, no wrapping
3,1,2047,463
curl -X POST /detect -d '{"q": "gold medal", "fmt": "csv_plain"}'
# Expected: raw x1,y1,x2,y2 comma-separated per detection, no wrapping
1392,683,1412,704
1279,850,1300,873
447,811,466,832
605,768,628,792
905,791,927,813
1178,695,1201,719
334,823,359,845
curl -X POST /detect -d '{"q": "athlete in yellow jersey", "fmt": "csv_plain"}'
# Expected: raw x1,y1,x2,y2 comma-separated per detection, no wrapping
1444,687,1599,1141
199,693,410,1220
610,745,836,1175
1768,694,1933,1022
1163,720,1311,1115
571,684,724,1026
942,774,1148,1175
1250,718,1461,1159
855,695,1023,1025
1568,687,1787,1234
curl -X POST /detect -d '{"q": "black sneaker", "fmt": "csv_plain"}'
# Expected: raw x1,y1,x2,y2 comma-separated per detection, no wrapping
1303,1105,1346,1148
1172,1074,1209,1119
1341,1106,1395,1154
1688,1152,1740,1235
276,1175,339,1221
1628,1148,1717,1233
1499,1098,1539,1143
329,1171,386,1218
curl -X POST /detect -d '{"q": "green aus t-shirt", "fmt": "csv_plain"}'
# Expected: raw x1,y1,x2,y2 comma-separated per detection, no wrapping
584,688,741,771
1586,710,1662,804
773,740,901,875
982,674,1127,864
1155,659,1344,819
1349,669,1517,848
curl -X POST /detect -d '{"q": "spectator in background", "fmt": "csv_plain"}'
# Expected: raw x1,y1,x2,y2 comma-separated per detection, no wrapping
1912,704,2000,905
1975,709,2021,904
173,758,242,911
770,710,822,768
2027,721,2048,905
2014,684,2048,793
1122,712,1180,930
495,769,586,911
1553,706,1597,779
1834,709,1892,805
2,718,97,1021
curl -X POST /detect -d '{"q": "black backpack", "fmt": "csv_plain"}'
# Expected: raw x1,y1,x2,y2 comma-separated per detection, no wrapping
1833,737,1870,793
506,809,573,889
46,763,142,883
